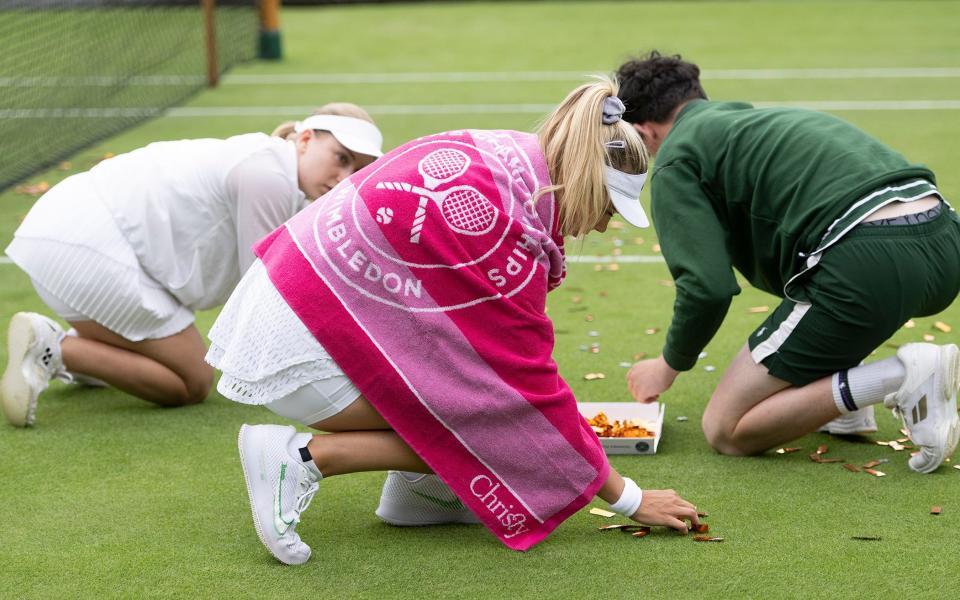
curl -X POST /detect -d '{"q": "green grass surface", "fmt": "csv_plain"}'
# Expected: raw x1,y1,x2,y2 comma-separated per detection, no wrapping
2,1,960,597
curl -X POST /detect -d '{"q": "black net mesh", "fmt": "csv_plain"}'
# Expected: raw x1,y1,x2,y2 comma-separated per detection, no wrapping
0,0,258,192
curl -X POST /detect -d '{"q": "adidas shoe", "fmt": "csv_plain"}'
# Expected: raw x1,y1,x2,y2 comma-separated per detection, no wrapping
883,343,960,473
375,471,479,526
238,424,319,565
818,405,878,435
1,312,68,426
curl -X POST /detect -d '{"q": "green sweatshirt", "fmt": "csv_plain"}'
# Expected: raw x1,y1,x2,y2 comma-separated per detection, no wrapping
651,99,937,371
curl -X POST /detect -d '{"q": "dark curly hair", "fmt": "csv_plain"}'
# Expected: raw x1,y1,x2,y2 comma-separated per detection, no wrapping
616,51,707,124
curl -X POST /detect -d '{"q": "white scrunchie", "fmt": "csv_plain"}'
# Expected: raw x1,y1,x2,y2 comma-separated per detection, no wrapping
608,477,643,517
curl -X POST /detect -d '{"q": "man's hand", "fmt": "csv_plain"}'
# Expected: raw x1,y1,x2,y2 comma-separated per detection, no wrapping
626,355,679,403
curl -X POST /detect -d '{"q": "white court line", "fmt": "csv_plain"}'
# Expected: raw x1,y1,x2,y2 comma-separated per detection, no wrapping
566,255,664,264
4,99,960,120
0,255,665,266
6,100,958,119
2,68,959,88
220,67,960,85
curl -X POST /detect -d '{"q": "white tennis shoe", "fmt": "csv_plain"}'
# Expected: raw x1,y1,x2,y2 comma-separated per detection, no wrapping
884,343,960,473
818,405,878,435
1,312,68,427
238,424,319,565
375,471,479,526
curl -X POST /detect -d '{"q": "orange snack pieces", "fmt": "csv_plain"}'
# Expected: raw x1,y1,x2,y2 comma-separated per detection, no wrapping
588,411,655,438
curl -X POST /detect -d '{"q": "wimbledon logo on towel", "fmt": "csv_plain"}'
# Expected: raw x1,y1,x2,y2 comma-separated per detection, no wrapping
311,132,545,312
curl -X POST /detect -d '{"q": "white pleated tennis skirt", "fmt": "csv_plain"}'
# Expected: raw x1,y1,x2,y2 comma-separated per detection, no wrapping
5,173,194,341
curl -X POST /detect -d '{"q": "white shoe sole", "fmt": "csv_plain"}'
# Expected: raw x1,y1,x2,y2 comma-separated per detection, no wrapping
237,424,310,565
908,344,960,474
1,313,39,427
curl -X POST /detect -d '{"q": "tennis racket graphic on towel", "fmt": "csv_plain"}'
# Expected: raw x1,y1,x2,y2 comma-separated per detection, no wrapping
375,181,499,237
403,149,471,243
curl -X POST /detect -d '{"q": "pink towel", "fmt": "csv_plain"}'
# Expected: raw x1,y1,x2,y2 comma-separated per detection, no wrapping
256,130,608,550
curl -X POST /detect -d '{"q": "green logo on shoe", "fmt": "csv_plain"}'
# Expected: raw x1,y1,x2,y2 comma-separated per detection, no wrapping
273,462,295,536
412,489,465,511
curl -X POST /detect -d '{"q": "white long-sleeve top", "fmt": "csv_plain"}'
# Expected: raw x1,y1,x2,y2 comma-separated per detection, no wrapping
81,133,306,310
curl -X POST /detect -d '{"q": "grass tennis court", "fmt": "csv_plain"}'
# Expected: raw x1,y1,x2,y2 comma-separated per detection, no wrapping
2,1,959,597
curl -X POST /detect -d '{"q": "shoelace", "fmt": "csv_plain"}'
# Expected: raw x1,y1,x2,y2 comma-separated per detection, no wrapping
294,480,320,517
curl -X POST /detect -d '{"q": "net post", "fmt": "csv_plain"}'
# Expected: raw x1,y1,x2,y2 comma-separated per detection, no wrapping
202,0,219,87
259,0,283,60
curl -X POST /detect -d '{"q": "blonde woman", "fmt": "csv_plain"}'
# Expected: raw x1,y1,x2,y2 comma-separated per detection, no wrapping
1,104,383,426
206,77,700,565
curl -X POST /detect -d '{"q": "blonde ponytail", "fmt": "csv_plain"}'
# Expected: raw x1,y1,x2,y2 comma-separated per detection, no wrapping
537,76,648,237
271,102,377,140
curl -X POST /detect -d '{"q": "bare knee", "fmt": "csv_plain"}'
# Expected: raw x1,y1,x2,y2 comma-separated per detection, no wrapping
175,364,213,406
702,414,754,457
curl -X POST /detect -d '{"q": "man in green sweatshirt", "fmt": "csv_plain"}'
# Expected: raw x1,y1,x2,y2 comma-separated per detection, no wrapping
615,51,960,472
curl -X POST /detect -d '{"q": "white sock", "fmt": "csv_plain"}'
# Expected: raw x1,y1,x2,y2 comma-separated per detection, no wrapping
288,432,323,479
832,356,906,413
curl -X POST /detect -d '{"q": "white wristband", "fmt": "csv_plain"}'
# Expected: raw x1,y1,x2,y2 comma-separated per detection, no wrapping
608,477,643,517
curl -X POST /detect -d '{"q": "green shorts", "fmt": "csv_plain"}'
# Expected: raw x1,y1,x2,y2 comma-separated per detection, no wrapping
749,205,960,386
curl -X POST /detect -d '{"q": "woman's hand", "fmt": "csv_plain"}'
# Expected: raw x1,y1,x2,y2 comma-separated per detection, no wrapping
629,489,700,533
626,355,679,403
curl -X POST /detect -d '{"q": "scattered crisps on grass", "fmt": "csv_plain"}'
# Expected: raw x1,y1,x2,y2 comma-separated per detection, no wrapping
633,237,644,245
606,263,620,271
693,535,723,542
933,321,951,333
609,221,625,230
748,306,770,314
676,416,689,422
583,373,606,381
633,352,647,361
14,182,50,196
692,523,709,533
585,315,594,322
816,444,828,455
611,248,623,256
864,468,886,477
645,328,659,335
776,447,801,454
954,465,960,471
923,334,935,342
632,529,650,538
589,508,616,518
704,365,716,372
593,264,603,271
931,506,943,515
903,320,916,329
843,464,860,473
651,244,661,253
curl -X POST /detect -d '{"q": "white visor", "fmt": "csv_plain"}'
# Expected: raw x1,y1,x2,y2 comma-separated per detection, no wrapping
604,165,649,228
295,114,384,158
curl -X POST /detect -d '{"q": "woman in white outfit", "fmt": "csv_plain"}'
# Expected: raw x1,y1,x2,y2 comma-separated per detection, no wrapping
1,103,384,426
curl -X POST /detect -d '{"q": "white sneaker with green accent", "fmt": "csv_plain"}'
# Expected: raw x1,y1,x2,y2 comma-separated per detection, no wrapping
884,343,960,474
375,471,480,526
1,312,69,427
818,405,878,435
238,424,319,565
